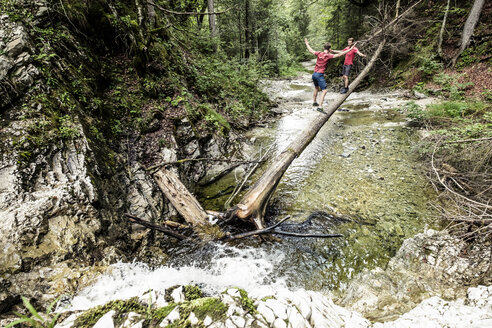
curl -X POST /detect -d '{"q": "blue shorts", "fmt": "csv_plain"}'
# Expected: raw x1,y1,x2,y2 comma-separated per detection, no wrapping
312,72,327,90
342,65,352,76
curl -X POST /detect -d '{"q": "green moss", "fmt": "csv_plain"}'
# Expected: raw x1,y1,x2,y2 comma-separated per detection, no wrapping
151,303,177,321
164,285,180,303
183,297,228,321
160,297,227,328
73,298,146,328
261,296,274,302
183,285,203,301
237,288,257,314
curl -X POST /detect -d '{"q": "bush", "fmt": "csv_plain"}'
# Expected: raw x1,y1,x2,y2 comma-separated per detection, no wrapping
418,55,443,79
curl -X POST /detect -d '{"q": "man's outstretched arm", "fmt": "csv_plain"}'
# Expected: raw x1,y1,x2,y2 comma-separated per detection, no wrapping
356,50,367,57
304,38,316,55
330,49,343,54
332,42,358,58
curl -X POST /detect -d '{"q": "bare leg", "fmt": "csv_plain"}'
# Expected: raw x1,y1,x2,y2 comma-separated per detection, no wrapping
343,75,349,88
313,86,320,103
319,89,329,106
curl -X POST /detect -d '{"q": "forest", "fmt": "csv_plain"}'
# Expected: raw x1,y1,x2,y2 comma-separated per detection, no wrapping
0,0,491,327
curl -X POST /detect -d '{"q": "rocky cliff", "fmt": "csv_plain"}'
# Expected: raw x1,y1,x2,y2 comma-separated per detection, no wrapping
0,0,267,313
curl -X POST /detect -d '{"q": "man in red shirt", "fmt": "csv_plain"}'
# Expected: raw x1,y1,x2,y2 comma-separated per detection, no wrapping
333,37,366,94
304,38,356,111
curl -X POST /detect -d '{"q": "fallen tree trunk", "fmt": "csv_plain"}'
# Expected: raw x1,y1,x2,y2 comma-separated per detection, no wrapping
154,168,211,227
230,39,386,229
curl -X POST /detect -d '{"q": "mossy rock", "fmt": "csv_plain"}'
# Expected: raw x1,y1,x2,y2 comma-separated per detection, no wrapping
183,285,203,301
182,297,228,322
237,288,257,314
73,297,147,328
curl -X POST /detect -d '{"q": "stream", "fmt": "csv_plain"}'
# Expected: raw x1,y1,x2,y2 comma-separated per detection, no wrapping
198,65,440,292
64,65,442,318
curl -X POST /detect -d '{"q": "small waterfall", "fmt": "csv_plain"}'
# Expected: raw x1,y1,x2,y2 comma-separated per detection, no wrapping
65,243,288,311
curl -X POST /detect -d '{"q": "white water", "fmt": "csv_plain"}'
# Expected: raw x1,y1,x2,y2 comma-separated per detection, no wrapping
65,244,289,311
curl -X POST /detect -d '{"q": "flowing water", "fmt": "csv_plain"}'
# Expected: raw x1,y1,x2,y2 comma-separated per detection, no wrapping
65,66,440,312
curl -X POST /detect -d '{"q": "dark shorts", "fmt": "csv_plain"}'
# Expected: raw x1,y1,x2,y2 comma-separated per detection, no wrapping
312,72,327,90
342,64,352,76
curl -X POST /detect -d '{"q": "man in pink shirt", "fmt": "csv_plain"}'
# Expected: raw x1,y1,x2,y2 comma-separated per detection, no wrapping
333,38,366,94
304,38,356,111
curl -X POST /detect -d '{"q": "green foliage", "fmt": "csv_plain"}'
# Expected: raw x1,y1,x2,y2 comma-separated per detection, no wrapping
482,90,492,102
417,55,443,79
189,53,270,126
58,115,80,139
426,101,469,118
402,101,424,120
203,106,231,134
434,73,474,100
6,296,60,328
430,101,487,119
403,100,490,126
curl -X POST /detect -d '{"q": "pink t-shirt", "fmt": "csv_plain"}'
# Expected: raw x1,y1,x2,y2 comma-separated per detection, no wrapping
314,51,334,73
343,47,358,65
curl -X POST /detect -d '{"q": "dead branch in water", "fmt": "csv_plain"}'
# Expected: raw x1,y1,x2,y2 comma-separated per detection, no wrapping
126,214,188,240
126,213,191,230
224,216,344,241
146,158,262,175
224,144,274,209
429,138,492,240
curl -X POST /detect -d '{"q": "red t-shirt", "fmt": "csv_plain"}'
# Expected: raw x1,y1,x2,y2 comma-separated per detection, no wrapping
343,47,358,65
314,51,334,73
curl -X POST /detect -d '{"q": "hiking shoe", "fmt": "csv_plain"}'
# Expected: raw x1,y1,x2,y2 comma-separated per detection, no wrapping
316,107,326,114
340,87,348,94
312,102,319,106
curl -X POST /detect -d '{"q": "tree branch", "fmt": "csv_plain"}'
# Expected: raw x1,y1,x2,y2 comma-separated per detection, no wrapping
146,1,232,15
224,216,343,240
126,214,188,240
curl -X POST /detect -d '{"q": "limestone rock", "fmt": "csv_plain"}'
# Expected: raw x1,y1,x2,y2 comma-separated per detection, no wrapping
6,35,27,57
265,298,288,320
257,302,276,325
171,286,185,303
93,310,115,328
273,318,287,328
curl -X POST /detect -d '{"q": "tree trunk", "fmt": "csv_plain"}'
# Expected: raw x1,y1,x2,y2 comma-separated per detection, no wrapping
230,39,387,229
451,0,485,67
438,0,451,59
154,168,211,227
244,0,251,59
146,0,156,29
207,0,217,37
